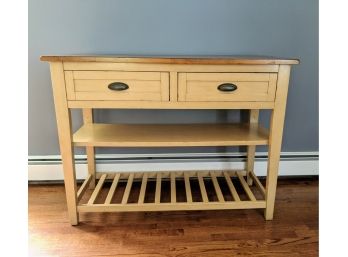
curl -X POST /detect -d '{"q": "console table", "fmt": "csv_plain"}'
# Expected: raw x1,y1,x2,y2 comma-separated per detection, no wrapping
41,55,299,225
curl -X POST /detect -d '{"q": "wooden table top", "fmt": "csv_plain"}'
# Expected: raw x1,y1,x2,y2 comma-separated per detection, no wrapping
40,55,300,65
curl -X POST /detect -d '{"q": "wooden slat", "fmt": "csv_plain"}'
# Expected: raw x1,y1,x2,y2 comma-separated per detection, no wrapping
170,173,176,203
237,172,257,201
88,174,107,205
197,174,209,203
184,173,193,203
155,173,162,204
104,173,121,204
121,173,134,204
250,172,266,197
75,92,162,101
138,173,148,204
223,172,240,202
77,174,92,202
73,70,160,80
186,72,271,81
78,201,266,212
210,173,225,203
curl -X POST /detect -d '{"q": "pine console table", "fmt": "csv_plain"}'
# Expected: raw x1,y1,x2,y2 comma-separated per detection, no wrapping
41,55,299,225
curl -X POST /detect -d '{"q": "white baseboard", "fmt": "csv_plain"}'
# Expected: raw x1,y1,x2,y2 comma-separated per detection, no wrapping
28,152,318,181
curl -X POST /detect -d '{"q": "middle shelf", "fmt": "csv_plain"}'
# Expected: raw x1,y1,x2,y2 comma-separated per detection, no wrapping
73,123,269,147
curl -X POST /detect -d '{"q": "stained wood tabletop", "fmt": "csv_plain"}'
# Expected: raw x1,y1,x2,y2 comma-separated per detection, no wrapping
40,55,300,64
29,177,318,257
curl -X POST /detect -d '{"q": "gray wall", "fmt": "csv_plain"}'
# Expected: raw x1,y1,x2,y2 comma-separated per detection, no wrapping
29,0,318,156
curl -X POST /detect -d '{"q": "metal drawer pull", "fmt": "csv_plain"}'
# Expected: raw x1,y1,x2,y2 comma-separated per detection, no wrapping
217,83,238,92
108,82,129,91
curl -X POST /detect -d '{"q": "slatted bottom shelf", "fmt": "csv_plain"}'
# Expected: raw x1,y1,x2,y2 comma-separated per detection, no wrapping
77,171,266,213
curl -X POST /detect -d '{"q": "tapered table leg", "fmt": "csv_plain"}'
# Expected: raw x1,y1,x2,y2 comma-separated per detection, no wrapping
50,62,79,225
246,110,259,185
264,65,291,220
82,108,96,189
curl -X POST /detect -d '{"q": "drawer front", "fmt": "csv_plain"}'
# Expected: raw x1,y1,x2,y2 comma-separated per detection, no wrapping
178,73,277,102
65,71,169,101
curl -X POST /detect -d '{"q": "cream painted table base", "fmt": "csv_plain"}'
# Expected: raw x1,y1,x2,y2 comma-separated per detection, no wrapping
42,56,299,225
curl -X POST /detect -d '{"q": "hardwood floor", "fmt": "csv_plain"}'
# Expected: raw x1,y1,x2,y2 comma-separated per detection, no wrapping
29,177,318,257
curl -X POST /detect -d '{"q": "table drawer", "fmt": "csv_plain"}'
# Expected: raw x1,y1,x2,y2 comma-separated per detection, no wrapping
65,71,169,101
178,73,277,102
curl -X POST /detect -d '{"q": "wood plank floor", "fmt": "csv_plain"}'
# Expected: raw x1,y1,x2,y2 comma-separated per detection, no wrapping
29,177,318,257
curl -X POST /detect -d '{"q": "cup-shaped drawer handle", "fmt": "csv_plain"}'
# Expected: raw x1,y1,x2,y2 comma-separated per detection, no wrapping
108,82,129,91
217,83,238,92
